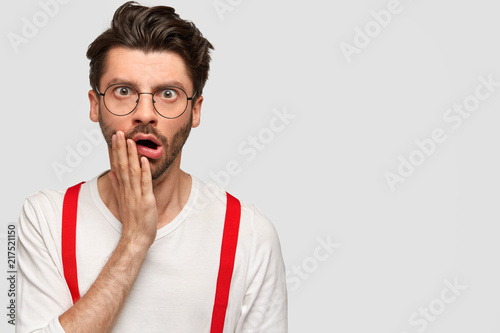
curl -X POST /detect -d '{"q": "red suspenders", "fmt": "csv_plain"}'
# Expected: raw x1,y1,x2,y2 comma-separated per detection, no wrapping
210,192,241,332
61,181,85,305
61,182,241,333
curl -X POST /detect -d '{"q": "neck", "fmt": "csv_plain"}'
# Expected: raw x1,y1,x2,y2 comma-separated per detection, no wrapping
98,164,192,230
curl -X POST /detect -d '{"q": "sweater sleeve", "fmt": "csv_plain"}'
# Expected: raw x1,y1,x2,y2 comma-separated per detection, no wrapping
16,192,71,333
237,206,288,333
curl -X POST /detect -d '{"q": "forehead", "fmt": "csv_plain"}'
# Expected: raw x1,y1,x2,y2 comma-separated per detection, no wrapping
101,46,192,91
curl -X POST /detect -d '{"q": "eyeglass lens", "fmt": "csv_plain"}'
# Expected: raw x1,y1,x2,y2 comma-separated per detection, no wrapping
103,84,189,118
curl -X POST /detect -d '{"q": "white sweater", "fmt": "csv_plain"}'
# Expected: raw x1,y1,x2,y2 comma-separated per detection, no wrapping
16,173,287,333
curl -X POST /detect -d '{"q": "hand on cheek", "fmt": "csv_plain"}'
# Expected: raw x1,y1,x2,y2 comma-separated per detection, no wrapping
109,131,158,247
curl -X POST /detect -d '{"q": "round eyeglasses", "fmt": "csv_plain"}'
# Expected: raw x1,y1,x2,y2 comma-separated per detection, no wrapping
96,84,196,119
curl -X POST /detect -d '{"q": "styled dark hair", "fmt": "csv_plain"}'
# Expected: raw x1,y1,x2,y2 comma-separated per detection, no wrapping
86,1,214,101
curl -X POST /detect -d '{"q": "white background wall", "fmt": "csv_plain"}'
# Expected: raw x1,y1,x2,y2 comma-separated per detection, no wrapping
2,0,500,332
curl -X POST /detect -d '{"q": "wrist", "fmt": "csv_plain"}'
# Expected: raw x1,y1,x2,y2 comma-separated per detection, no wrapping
117,233,153,256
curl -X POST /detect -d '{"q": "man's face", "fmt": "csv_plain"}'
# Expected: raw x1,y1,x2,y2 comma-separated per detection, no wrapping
89,47,202,181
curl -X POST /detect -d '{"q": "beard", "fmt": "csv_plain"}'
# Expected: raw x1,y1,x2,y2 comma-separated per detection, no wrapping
98,107,192,181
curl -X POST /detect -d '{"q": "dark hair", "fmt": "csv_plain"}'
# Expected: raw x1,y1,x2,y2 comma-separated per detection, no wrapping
86,1,213,101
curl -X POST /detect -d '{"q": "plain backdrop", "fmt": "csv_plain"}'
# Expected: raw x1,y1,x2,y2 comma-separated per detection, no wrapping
2,0,500,332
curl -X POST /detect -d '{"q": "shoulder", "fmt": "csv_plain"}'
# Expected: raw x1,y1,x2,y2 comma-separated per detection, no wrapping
18,188,65,234
241,201,277,235
191,177,283,251
194,177,279,236
20,178,96,223
239,202,281,252
237,201,286,286
21,189,65,218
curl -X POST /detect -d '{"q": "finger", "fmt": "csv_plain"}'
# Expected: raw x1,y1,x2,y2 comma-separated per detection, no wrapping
114,131,131,190
140,156,153,195
110,134,121,185
127,139,141,191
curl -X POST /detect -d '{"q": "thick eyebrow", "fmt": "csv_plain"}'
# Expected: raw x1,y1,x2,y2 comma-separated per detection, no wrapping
104,78,189,93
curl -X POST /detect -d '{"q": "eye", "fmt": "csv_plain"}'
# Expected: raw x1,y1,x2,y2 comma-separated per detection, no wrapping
114,86,132,97
160,89,177,100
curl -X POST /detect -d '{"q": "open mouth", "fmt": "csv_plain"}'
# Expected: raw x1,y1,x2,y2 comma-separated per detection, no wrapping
132,135,163,159
135,139,158,150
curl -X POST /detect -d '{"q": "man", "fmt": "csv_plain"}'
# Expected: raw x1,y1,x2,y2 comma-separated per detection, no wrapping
16,2,288,332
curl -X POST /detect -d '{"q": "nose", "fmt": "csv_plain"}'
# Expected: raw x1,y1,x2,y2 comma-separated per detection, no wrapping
132,92,158,125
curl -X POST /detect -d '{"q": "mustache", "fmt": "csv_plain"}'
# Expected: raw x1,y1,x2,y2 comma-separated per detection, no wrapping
124,125,168,145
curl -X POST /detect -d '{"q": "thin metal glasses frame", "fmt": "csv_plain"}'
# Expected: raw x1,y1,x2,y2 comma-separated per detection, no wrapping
96,84,196,119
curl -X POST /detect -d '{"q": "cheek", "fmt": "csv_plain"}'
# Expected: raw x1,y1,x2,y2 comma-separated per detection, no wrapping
160,113,189,132
98,109,128,142
100,110,128,133
171,115,192,134
97,113,114,147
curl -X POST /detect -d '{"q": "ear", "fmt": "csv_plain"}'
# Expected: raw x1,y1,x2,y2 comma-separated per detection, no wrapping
89,89,100,123
191,95,203,128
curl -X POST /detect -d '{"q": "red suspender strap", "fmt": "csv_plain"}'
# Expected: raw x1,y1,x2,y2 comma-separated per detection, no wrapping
62,181,84,304
210,192,241,333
